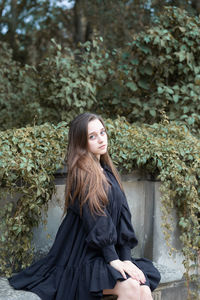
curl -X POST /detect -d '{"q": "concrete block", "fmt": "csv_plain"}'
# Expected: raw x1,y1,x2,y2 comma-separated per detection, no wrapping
32,184,64,257
153,182,185,282
33,175,155,261
155,280,188,300
124,179,155,260
123,179,146,257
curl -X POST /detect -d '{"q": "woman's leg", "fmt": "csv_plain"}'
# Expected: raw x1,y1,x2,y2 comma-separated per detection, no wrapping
140,285,153,300
103,280,153,300
103,278,140,300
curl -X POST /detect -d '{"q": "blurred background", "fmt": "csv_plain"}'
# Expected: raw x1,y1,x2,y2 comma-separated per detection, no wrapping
1,0,200,134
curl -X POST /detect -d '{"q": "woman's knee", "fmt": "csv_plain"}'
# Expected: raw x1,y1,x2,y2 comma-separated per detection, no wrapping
140,285,153,300
128,278,140,290
122,278,140,298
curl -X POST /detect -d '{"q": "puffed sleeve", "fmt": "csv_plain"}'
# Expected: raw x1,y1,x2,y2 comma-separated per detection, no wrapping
117,203,138,261
70,199,119,263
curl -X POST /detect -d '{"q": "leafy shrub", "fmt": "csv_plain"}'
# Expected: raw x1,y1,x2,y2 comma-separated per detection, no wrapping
0,39,110,130
99,6,200,136
0,43,26,129
1,7,200,138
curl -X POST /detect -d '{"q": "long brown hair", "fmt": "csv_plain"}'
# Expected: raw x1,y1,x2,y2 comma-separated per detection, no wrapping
64,112,123,216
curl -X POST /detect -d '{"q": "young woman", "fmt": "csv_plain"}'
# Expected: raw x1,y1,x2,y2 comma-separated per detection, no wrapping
9,113,161,300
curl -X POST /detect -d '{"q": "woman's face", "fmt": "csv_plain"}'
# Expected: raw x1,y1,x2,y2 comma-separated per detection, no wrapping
87,119,108,160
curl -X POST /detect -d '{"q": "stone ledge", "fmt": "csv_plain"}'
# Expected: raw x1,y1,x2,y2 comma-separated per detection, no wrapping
0,277,189,300
0,263,186,300
0,277,40,300
153,263,183,284
153,280,188,300
0,277,156,300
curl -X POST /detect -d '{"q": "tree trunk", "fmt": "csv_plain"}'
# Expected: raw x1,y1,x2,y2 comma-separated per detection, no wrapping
191,0,200,13
73,0,84,44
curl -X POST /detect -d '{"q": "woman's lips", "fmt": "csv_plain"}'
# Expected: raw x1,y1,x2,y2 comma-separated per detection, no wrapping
99,145,106,149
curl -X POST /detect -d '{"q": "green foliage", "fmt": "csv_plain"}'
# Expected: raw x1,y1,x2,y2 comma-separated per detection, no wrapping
0,0,198,65
1,7,200,137
98,6,200,136
0,38,109,130
0,43,26,129
32,39,109,124
0,122,68,274
0,118,199,297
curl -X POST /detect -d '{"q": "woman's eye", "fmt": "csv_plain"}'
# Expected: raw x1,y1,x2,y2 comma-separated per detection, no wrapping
101,130,106,135
89,135,95,140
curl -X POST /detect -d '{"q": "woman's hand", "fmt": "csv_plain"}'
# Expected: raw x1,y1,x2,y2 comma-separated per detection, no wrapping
123,260,146,284
109,259,146,284
109,259,128,279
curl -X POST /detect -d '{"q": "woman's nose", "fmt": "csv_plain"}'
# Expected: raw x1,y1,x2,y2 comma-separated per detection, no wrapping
98,135,103,143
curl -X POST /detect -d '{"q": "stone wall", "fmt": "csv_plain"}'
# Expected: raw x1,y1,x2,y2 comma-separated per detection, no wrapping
0,169,191,299
32,170,185,285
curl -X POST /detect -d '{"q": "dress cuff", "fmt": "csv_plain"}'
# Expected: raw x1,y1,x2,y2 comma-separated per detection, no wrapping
118,246,132,261
102,245,119,263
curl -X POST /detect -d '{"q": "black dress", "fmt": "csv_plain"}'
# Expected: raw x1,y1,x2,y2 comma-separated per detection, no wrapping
8,165,161,300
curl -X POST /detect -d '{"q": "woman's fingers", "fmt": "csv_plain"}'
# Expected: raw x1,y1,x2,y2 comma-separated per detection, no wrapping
123,261,146,284
138,270,146,283
125,268,141,282
109,260,127,279
109,259,145,283
130,269,145,283
120,269,127,280
128,268,145,283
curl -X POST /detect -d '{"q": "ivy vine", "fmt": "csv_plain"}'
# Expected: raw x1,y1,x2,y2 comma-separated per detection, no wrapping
0,122,68,274
0,117,199,298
